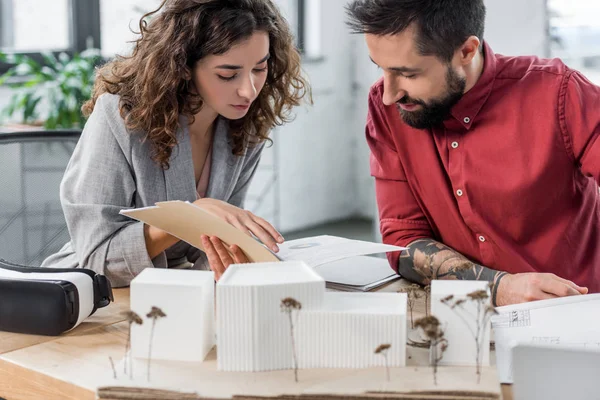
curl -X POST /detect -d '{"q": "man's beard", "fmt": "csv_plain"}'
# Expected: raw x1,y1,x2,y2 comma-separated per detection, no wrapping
397,67,466,130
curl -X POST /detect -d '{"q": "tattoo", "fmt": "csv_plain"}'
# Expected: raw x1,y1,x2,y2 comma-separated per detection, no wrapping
398,239,508,306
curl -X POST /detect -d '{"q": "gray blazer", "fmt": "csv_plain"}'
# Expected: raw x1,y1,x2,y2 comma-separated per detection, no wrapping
41,93,265,287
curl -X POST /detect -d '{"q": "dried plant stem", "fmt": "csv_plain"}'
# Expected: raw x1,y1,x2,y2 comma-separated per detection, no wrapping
415,316,447,386
374,344,392,382
430,337,448,385
286,312,299,382
384,354,390,382
400,284,423,329
109,356,117,379
147,318,156,382
475,301,482,383
424,286,431,317
281,298,302,383
145,307,166,383
122,311,143,380
441,291,497,384
124,325,129,376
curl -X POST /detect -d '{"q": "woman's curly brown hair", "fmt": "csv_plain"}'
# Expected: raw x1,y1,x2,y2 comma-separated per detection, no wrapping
83,0,310,169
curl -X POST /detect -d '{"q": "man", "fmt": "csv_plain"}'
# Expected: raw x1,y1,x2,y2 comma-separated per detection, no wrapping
346,0,599,306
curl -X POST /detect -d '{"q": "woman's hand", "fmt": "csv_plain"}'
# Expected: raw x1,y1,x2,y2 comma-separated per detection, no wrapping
194,198,284,252
201,235,249,280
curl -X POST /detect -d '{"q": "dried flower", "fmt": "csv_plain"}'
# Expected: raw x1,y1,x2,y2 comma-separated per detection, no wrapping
374,344,391,354
374,344,392,381
451,299,466,309
414,315,447,385
441,295,454,303
467,290,489,301
441,290,496,383
146,306,167,382
146,307,167,319
424,285,431,317
281,297,302,311
122,310,143,379
281,297,302,383
399,284,424,329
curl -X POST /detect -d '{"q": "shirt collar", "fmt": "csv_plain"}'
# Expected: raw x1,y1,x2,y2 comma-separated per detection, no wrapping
446,41,497,130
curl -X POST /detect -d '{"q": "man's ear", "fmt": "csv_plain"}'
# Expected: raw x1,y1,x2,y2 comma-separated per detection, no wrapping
458,36,481,65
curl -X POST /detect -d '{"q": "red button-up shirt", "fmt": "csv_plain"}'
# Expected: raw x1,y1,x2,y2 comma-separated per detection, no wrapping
368,42,600,291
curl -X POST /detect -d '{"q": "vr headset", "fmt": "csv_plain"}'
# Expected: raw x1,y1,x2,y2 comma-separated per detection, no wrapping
0,259,114,336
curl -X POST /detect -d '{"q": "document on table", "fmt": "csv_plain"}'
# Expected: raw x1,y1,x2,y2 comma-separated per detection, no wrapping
491,293,600,384
312,255,400,292
277,235,405,268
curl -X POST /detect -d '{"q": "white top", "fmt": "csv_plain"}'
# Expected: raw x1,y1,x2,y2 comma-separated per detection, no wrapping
314,292,407,315
131,268,214,286
218,261,324,286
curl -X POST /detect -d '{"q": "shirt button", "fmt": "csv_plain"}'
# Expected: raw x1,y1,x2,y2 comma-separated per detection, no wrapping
451,141,459,149
479,235,486,243
456,189,464,197
463,117,471,124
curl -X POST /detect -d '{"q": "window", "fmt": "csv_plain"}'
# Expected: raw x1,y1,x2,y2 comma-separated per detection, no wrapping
297,0,323,60
0,0,100,73
100,0,162,58
0,0,71,52
549,0,600,84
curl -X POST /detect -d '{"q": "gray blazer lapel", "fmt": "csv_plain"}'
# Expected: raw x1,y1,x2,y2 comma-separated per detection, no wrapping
163,119,197,202
205,117,242,200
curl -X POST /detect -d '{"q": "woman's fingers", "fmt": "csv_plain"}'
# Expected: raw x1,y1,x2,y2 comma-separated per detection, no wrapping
210,236,234,265
230,244,250,264
245,219,279,252
202,235,225,280
229,218,253,238
203,235,250,281
251,214,284,244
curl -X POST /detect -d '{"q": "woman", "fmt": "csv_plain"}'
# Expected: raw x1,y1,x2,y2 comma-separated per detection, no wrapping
41,0,310,286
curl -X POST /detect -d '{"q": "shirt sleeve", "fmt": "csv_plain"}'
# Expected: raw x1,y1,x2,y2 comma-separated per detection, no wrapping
366,89,433,272
561,70,600,184
60,95,166,287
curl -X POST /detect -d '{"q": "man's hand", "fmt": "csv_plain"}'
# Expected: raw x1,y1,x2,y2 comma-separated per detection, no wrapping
495,272,588,306
201,235,249,281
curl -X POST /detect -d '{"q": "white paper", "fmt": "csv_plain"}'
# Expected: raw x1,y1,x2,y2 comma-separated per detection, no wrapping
312,255,399,291
277,235,405,267
491,293,600,384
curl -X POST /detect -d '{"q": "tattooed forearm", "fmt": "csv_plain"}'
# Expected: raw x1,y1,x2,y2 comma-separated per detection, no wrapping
398,239,508,306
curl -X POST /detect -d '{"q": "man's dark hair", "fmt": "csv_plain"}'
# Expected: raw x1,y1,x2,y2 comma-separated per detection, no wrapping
345,0,486,63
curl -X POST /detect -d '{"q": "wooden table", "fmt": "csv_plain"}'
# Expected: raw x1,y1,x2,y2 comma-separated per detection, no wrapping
0,280,513,400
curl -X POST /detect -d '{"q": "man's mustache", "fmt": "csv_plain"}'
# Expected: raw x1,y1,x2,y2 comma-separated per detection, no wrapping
397,96,427,106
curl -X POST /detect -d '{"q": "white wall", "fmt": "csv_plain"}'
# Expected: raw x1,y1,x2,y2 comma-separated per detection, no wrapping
246,0,359,233
485,0,549,57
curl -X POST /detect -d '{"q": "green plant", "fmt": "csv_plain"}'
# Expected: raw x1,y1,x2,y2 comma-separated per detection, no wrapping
0,49,102,129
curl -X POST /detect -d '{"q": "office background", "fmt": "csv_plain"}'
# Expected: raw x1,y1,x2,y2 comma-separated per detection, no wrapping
0,0,597,259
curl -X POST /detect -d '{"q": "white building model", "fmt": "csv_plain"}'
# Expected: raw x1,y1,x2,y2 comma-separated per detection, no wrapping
217,261,407,372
